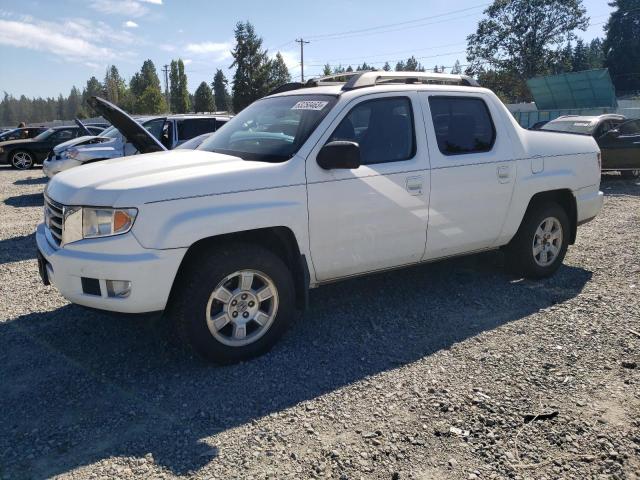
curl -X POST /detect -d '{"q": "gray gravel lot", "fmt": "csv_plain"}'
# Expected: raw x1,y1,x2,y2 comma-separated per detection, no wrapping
0,166,638,480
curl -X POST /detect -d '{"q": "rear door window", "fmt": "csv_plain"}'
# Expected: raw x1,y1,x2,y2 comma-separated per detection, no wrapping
428,96,496,155
619,119,640,135
177,118,218,141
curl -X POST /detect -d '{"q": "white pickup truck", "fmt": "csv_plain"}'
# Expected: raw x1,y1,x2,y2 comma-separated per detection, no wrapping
36,72,604,363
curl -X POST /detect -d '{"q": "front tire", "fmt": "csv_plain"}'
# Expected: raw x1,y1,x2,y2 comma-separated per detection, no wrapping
10,150,34,170
170,244,295,364
505,202,570,279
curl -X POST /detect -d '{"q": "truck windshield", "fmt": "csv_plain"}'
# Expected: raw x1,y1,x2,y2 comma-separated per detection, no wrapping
540,120,595,135
198,94,337,162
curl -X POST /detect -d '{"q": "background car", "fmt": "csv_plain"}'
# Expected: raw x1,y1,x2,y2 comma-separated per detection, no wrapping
539,114,640,178
43,97,230,178
0,127,48,142
0,124,103,169
174,132,215,150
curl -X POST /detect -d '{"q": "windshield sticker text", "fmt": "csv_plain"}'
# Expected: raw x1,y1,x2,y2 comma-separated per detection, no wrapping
291,101,329,111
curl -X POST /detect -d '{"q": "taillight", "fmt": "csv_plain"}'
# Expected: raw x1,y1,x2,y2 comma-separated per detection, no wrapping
596,152,601,170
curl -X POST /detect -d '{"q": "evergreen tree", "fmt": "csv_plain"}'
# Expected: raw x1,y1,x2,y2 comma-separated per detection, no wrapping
65,86,83,119
267,52,291,90
212,69,231,112
604,0,640,93
322,64,332,76
104,65,126,105
2,92,15,126
405,56,420,71
346,65,353,72
129,60,165,114
382,62,391,71
587,38,605,69
137,87,167,114
83,76,103,113
451,60,462,74
175,59,190,113
230,21,270,112
56,94,65,119
333,65,346,74
193,81,215,112
571,39,589,71
395,61,405,71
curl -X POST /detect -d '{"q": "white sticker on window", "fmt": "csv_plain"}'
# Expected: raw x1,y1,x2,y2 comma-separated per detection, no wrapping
573,122,590,126
291,101,328,111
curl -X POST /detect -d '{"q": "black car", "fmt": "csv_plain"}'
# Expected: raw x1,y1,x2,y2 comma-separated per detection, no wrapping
540,114,640,178
0,127,48,142
0,124,103,169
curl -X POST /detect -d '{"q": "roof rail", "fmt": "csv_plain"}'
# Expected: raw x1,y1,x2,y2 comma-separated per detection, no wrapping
341,71,479,90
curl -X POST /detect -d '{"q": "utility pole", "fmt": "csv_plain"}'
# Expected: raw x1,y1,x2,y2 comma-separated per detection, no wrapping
162,64,170,110
295,38,310,82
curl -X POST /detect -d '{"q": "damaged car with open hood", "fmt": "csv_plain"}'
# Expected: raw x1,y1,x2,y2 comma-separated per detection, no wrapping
42,97,230,178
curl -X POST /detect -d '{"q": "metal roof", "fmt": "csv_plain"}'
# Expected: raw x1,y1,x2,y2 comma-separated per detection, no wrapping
527,69,618,110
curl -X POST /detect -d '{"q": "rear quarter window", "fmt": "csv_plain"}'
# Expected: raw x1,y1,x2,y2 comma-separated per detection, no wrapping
177,118,218,141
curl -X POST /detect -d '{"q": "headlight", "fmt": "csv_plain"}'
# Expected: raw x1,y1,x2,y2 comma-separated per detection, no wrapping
61,207,137,245
65,148,80,160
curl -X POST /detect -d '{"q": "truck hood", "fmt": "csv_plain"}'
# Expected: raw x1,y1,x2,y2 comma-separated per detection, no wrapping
46,149,299,207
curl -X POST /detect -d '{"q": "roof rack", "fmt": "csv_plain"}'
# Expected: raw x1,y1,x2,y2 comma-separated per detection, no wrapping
341,71,479,89
266,71,480,97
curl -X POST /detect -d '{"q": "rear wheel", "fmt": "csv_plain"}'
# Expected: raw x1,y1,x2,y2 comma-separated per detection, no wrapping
10,150,34,170
170,244,295,364
621,169,640,179
505,202,570,279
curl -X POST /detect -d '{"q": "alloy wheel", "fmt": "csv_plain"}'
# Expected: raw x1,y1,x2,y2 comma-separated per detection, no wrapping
532,216,563,267
12,151,33,169
205,269,279,347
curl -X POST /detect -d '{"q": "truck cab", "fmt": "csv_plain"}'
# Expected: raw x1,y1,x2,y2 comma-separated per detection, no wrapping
36,72,604,364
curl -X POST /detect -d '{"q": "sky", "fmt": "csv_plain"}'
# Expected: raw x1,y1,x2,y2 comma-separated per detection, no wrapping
0,0,615,99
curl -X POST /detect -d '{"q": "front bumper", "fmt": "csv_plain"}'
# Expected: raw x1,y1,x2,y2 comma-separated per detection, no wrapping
42,157,82,179
36,223,187,313
575,186,604,225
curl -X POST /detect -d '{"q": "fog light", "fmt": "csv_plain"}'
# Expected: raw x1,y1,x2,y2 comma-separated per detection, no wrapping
106,280,131,298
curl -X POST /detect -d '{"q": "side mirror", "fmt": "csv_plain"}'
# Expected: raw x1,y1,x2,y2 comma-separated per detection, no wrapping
317,141,361,170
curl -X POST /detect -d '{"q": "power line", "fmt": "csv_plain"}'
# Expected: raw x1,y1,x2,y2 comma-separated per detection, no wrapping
305,3,489,40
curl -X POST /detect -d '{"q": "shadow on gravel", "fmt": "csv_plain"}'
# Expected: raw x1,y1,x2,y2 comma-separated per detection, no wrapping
14,176,48,186
4,192,44,207
0,232,36,264
0,252,592,478
600,175,640,197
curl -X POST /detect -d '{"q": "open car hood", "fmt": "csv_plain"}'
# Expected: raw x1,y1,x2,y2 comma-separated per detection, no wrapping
87,96,166,154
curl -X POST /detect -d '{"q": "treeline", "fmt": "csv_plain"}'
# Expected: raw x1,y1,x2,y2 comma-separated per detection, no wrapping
2,0,639,123
0,20,291,125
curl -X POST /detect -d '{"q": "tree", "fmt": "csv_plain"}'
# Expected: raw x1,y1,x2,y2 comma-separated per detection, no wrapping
212,69,231,112
56,94,65,119
193,81,215,112
169,59,190,113
65,86,83,119
137,87,167,114
571,39,589,71
230,21,271,112
346,65,353,72
467,0,588,101
2,92,15,125
395,61,405,71
382,62,391,71
322,63,332,76
451,60,462,74
267,52,291,90
604,0,640,93
587,38,605,69
129,60,164,114
82,76,103,113
104,65,126,105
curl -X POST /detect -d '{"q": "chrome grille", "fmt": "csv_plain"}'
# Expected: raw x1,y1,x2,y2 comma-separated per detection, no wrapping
44,196,64,246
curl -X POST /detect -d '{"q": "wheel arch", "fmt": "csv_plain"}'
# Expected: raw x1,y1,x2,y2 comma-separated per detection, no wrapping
168,226,310,312
521,189,578,244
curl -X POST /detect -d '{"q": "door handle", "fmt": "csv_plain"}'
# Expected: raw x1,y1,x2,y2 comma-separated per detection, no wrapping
405,176,423,196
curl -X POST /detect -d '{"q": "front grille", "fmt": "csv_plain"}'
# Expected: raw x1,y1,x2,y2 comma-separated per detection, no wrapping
44,195,64,246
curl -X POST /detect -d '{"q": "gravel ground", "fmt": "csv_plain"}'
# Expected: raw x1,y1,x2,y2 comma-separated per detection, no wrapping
0,166,638,480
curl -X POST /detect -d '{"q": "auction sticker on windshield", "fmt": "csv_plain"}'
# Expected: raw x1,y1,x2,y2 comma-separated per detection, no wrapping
291,101,329,111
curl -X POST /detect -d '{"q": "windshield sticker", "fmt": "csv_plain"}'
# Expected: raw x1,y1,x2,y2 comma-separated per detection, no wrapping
573,122,590,126
291,101,329,111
